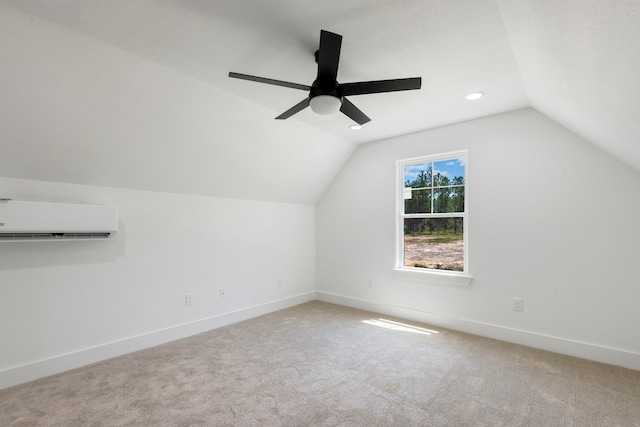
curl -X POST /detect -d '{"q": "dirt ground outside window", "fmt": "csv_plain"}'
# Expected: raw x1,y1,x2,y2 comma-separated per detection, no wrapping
404,234,463,271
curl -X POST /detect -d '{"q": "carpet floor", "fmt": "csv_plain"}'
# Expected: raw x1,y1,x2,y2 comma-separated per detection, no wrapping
1,301,639,426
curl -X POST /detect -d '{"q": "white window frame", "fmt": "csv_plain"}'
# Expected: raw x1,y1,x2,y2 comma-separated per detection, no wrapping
394,150,473,286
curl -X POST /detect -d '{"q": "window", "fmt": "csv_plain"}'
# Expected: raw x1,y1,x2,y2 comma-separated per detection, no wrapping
397,151,468,275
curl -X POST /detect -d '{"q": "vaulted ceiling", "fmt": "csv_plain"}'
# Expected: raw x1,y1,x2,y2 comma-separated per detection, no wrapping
1,1,638,204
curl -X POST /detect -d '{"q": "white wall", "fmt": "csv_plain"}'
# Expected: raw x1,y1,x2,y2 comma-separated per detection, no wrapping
316,108,640,370
0,177,316,388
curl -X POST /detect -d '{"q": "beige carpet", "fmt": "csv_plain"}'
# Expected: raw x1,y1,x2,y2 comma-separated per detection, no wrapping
1,301,639,426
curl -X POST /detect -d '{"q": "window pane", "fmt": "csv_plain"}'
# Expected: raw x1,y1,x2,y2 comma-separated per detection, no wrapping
433,158,465,184
404,163,432,189
404,188,431,214
433,187,465,213
404,218,464,271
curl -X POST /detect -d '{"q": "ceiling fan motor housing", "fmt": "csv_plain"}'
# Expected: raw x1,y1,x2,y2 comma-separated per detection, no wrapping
310,81,341,98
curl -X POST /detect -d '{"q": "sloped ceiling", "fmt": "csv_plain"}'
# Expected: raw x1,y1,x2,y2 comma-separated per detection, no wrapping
498,0,640,172
0,0,638,205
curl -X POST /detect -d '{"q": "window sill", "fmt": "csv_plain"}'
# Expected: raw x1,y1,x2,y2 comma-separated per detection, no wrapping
392,268,473,286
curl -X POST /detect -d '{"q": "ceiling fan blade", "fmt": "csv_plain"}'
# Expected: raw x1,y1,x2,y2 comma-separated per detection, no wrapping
275,98,310,120
316,30,342,83
229,72,311,91
339,77,422,96
340,98,371,125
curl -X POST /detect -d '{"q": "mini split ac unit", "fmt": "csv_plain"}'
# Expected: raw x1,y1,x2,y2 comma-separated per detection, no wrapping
0,200,118,242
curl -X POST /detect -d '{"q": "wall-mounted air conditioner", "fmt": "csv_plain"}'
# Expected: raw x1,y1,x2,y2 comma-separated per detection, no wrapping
0,199,118,242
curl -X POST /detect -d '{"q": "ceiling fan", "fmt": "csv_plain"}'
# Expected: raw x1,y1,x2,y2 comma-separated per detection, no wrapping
229,30,422,126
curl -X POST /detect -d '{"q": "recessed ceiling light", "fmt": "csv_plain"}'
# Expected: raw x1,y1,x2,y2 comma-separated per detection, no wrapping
466,91,485,101
350,124,362,130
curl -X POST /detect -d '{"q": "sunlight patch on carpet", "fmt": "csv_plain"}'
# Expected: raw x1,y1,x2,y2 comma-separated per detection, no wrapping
362,318,440,335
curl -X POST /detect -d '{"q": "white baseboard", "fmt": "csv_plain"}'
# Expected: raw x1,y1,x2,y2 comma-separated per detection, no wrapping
0,292,316,390
316,291,640,371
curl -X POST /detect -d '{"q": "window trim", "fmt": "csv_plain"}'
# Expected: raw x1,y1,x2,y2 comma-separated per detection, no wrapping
395,150,472,284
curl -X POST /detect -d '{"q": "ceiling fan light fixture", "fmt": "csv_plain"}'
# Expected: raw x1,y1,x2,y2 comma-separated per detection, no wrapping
465,91,485,101
350,124,362,130
309,95,342,115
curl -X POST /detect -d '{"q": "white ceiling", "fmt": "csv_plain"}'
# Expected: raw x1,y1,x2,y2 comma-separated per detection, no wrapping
0,0,638,204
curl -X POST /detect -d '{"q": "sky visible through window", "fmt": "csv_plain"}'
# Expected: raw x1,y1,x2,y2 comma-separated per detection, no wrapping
404,158,465,185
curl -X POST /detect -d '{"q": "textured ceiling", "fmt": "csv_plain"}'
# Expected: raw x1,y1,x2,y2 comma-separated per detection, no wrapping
0,0,638,204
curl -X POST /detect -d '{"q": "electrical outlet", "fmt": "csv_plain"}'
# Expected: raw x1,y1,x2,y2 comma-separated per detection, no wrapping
185,293,193,307
367,278,373,289
513,297,524,312
219,288,226,299
277,276,283,287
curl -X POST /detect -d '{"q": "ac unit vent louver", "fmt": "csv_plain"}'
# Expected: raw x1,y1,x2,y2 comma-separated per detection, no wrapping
0,232,113,242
